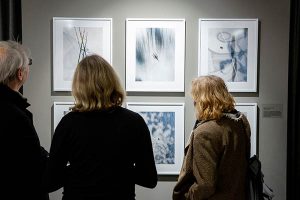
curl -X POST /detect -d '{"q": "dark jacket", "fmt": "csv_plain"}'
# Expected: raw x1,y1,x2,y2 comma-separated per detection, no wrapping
0,84,49,200
173,111,251,200
45,106,157,200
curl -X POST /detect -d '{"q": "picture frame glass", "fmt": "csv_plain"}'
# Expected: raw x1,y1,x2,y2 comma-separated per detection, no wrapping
199,19,258,92
126,102,185,175
53,102,74,136
235,103,257,156
126,19,185,92
53,18,112,91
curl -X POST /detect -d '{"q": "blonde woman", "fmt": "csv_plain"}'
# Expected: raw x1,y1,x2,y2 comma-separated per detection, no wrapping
46,55,157,200
173,75,251,200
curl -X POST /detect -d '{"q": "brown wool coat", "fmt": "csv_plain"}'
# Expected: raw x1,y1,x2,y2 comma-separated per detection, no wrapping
173,112,251,200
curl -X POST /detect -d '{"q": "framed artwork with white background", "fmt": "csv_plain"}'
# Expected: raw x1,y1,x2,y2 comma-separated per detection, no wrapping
126,18,185,92
235,103,257,156
126,102,185,175
53,18,112,91
53,102,74,134
199,18,258,92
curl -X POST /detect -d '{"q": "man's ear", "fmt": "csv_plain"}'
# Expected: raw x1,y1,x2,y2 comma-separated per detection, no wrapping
17,67,23,81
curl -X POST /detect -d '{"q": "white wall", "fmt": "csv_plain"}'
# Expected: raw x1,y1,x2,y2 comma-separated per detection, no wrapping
22,0,290,199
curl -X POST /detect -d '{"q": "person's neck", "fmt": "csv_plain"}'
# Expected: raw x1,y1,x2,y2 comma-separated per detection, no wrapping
7,80,22,92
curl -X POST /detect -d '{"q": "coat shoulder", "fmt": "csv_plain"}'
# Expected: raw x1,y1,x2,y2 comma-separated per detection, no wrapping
194,120,224,138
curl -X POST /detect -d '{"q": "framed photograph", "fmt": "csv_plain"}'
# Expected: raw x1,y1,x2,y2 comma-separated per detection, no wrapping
235,103,257,156
198,19,258,92
126,102,185,175
126,18,185,92
53,17,112,91
53,102,74,134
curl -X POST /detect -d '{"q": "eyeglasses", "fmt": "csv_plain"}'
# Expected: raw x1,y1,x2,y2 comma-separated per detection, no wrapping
28,58,32,66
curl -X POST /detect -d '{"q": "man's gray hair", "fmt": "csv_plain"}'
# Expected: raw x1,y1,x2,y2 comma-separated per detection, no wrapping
0,40,30,84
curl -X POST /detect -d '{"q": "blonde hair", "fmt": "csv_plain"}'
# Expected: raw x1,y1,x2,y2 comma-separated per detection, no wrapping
191,75,235,121
71,54,125,112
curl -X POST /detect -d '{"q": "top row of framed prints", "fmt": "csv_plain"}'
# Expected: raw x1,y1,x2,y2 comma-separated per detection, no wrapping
53,17,258,92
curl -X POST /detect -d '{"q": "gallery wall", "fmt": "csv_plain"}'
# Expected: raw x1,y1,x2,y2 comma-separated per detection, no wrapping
22,0,290,199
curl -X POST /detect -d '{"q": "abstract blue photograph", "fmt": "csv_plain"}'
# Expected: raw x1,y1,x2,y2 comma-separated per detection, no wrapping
139,111,175,164
208,28,248,82
135,28,175,82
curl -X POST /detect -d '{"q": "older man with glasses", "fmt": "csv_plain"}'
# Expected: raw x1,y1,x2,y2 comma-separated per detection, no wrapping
0,40,49,200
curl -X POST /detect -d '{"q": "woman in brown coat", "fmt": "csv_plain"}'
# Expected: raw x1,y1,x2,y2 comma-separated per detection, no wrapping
173,75,251,200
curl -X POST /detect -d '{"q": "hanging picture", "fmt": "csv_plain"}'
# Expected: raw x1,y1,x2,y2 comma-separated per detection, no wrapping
53,18,112,91
199,19,258,92
235,103,258,156
126,102,185,175
126,18,185,92
52,102,74,136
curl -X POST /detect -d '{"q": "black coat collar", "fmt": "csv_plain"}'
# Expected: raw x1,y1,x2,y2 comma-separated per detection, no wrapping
0,84,30,109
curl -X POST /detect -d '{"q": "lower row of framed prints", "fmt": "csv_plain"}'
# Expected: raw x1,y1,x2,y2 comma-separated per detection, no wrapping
53,102,257,175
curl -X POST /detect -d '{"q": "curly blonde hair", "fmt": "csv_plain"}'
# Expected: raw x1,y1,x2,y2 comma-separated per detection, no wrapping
191,75,235,121
71,54,125,112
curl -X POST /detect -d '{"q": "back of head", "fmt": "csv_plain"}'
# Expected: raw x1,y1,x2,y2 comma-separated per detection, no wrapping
191,75,235,121
0,40,30,85
72,54,125,111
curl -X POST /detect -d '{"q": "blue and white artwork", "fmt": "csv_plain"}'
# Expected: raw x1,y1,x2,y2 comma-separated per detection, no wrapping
135,28,175,82
63,27,103,81
126,102,184,174
139,111,175,164
208,28,248,82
